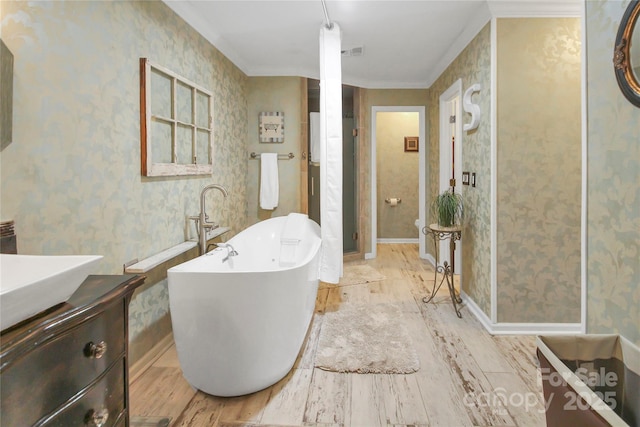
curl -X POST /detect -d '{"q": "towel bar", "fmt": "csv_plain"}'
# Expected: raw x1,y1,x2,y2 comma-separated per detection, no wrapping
250,152,295,160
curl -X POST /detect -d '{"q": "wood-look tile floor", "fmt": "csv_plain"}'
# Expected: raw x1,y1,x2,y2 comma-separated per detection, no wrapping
130,244,546,427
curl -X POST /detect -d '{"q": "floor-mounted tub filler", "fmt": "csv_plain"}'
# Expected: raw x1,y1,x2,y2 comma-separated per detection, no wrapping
168,213,321,397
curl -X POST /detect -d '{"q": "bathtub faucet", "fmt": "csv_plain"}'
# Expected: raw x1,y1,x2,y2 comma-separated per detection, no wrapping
217,242,238,262
199,184,228,255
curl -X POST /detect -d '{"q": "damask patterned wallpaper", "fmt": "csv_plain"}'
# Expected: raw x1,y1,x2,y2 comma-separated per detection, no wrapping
1,1,248,271
586,0,640,346
1,1,248,343
428,23,492,317
496,18,582,324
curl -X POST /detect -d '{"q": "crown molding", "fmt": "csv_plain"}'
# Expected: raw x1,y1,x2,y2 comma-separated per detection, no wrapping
425,2,493,88
487,0,582,18
424,0,581,88
163,0,582,90
162,0,250,74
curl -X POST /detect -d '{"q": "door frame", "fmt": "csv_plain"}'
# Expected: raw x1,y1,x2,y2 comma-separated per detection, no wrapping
439,79,463,272
368,106,426,259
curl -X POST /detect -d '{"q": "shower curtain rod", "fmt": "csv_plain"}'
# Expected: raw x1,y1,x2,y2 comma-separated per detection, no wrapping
321,0,333,29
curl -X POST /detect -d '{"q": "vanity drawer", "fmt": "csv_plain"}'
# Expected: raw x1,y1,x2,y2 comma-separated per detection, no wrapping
42,358,126,427
0,300,126,426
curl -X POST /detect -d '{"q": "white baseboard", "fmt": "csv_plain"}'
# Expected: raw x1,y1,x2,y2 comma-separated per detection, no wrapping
462,292,583,335
462,292,494,331
423,253,436,267
377,238,419,244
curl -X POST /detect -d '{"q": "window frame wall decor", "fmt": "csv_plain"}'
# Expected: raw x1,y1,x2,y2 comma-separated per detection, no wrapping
140,58,214,177
258,111,285,143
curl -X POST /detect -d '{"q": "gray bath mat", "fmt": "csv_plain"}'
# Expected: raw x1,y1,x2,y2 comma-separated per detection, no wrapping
315,302,420,374
339,264,386,287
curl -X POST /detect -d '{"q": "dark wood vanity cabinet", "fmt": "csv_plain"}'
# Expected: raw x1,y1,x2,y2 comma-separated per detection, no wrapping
0,274,145,427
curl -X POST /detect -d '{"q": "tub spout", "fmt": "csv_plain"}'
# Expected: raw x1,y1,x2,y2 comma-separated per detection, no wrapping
199,184,228,255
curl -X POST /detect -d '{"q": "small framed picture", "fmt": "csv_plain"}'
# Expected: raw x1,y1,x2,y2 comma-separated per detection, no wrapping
462,171,470,185
404,136,419,152
259,112,284,143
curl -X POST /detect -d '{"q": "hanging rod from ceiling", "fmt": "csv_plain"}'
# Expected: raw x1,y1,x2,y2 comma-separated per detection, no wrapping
321,0,333,29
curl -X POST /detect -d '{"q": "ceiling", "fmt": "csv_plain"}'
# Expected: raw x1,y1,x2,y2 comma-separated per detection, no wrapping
163,1,581,89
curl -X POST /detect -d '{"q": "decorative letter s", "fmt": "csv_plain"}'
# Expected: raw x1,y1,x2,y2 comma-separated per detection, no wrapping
462,83,481,131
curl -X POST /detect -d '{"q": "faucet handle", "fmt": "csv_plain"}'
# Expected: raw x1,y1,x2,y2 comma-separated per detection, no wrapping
218,242,238,256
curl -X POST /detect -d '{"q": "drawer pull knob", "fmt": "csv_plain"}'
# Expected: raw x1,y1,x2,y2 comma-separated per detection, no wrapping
84,341,107,359
84,408,109,426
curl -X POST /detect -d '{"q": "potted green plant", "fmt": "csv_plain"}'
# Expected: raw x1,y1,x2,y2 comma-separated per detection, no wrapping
431,189,464,227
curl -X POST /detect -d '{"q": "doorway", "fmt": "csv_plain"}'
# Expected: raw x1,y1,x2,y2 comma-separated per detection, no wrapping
439,79,463,273
369,106,426,260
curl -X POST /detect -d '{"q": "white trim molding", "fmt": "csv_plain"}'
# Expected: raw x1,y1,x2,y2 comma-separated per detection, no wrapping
438,79,463,272
487,0,581,18
377,238,419,244
426,4,492,87
490,18,498,324
423,253,436,268
162,1,249,73
368,106,426,260
579,0,588,335
487,9,586,335
462,292,583,335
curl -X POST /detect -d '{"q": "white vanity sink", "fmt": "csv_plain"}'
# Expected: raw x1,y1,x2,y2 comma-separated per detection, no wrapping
0,254,103,330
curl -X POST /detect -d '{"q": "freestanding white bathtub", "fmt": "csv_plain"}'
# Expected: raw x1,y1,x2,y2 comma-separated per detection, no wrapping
167,213,321,397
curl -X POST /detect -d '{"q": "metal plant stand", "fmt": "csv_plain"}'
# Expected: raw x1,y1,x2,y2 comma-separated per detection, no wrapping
422,223,463,318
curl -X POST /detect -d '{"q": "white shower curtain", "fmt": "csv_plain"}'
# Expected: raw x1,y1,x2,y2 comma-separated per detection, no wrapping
319,23,343,284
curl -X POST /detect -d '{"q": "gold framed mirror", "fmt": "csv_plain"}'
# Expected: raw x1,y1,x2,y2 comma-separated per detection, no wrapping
614,0,640,107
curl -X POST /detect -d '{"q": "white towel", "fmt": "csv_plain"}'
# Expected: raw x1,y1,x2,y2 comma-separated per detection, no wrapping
281,212,308,243
310,112,321,163
259,153,279,210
